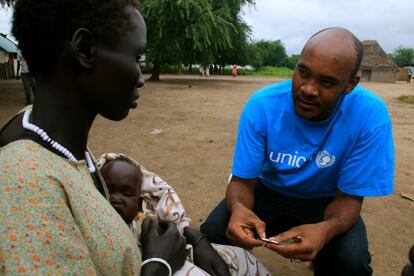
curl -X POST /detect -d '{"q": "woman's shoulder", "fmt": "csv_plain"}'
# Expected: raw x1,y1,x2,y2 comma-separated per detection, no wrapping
1,139,48,161
0,140,79,179
1,139,38,160
0,112,26,147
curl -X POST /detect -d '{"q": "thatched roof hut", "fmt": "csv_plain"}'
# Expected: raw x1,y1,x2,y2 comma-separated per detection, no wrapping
358,40,398,83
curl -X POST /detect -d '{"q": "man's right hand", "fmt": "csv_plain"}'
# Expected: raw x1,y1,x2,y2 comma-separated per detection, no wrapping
225,202,266,249
141,218,187,275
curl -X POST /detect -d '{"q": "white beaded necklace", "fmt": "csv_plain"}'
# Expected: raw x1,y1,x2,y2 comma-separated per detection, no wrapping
22,109,96,173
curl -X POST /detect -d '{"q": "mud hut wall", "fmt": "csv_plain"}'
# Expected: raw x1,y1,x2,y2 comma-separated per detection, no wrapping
370,71,396,83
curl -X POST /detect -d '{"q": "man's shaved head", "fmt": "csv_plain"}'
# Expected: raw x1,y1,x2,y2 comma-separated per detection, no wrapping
292,27,362,121
303,28,363,77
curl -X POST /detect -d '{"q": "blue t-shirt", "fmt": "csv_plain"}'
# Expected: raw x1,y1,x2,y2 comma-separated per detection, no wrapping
232,80,394,199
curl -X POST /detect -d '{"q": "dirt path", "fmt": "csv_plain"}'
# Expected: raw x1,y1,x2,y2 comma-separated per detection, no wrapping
1,76,413,275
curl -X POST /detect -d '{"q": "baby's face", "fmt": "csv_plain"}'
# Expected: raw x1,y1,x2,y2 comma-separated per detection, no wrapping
100,160,141,223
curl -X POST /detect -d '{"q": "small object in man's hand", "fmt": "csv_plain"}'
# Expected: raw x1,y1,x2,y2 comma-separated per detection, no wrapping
260,235,302,245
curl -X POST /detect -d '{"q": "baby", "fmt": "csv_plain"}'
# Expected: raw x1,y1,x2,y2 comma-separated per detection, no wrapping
97,153,271,276
99,154,143,226
97,153,191,239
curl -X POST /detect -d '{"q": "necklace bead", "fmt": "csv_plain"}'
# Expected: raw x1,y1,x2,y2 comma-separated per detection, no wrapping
22,109,96,173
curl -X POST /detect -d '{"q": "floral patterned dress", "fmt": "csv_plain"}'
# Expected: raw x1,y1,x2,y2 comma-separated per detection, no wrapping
0,140,141,275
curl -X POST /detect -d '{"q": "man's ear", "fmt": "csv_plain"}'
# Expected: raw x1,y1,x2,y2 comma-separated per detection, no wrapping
71,28,94,69
344,75,360,95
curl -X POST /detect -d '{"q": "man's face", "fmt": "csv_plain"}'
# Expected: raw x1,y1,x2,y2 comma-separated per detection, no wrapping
101,160,142,224
292,42,359,121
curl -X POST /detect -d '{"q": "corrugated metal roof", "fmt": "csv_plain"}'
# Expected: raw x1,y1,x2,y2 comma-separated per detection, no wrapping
0,34,18,53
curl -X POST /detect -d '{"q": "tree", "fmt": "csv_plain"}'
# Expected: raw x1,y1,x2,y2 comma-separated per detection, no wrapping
141,0,236,81
141,0,254,80
0,0,14,8
390,46,414,66
285,54,300,70
211,0,254,67
247,40,288,69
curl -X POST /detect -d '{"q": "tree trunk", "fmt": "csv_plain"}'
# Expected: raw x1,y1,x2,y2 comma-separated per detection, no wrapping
188,64,192,73
149,60,161,81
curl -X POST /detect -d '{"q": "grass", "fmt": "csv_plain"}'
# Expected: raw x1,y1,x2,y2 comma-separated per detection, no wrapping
245,66,294,77
141,64,294,78
398,95,414,104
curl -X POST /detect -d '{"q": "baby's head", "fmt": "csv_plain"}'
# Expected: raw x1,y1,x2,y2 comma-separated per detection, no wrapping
98,154,142,224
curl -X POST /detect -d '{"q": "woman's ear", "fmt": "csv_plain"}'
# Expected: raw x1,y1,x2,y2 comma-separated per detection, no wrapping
71,28,94,69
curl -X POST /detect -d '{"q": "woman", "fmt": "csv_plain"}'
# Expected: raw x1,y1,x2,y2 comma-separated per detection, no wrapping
0,0,229,275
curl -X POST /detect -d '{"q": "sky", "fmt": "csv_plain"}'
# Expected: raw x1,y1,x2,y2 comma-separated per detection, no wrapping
242,0,414,55
1,1,413,56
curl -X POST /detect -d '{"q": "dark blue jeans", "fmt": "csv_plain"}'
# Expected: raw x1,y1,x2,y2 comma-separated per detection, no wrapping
200,183,372,276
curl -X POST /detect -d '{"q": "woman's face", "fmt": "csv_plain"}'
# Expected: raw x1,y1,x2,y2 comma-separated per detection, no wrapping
86,6,147,121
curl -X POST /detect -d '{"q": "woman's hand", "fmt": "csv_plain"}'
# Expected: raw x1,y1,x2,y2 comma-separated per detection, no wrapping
141,218,187,275
184,228,230,276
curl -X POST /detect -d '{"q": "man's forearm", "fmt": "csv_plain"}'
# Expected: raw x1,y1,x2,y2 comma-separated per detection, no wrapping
226,176,258,212
320,191,363,242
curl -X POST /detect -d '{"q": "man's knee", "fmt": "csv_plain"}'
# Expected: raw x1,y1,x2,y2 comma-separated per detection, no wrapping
315,217,372,275
336,245,371,274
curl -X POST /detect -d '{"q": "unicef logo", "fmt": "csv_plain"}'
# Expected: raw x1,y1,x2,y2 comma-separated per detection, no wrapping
316,150,336,168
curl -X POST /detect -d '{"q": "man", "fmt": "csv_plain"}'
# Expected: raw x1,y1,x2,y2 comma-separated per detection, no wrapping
17,50,36,105
201,28,394,275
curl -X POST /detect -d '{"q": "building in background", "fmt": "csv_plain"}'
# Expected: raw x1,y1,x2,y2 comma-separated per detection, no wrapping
0,33,18,80
358,40,398,83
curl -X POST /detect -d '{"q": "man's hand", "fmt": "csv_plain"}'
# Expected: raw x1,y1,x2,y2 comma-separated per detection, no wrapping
225,202,266,249
265,222,330,261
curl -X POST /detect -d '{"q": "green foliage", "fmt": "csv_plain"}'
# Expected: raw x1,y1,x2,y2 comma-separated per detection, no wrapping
247,40,288,69
285,55,300,70
390,46,414,66
246,66,293,77
141,0,254,80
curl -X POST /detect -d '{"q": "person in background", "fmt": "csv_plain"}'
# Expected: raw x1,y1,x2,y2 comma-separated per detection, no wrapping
232,65,237,78
17,50,36,105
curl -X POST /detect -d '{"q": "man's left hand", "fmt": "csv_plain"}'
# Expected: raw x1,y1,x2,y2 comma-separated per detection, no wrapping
265,222,330,261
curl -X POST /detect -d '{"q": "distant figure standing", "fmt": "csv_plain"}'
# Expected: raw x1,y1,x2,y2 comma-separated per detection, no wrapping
17,51,35,105
407,66,413,83
232,65,237,78
204,64,210,77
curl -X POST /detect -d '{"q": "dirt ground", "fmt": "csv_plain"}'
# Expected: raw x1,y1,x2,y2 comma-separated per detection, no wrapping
1,75,413,275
